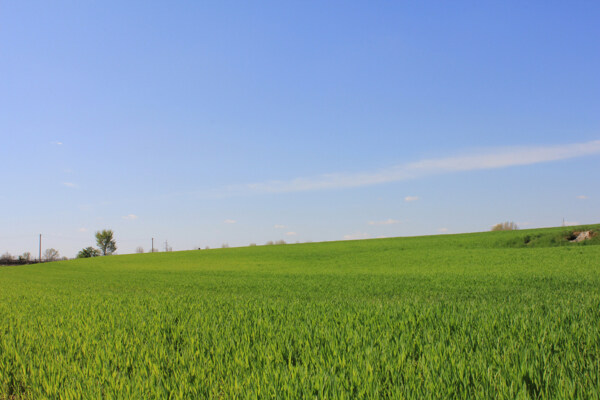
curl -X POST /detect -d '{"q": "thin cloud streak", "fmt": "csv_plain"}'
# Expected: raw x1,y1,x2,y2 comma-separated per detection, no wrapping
224,140,600,195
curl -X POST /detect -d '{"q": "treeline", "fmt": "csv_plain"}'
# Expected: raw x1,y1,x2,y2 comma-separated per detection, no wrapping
0,249,65,266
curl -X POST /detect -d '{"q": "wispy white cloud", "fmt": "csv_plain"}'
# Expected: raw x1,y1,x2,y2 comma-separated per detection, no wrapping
224,219,237,224
404,196,419,202
62,182,77,188
576,195,589,200
274,224,286,229
78,227,88,233
368,218,401,226
222,140,600,195
437,227,449,233
343,232,370,240
285,231,297,236
122,214,138,220
52,141,63,145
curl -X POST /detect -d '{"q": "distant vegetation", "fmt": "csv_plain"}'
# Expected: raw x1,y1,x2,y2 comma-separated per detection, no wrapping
95,229,117,255
1,224,599,397
43,248,60,262
1,251,60,265
77,247,100,259
76,229,117,258
491,221,518,231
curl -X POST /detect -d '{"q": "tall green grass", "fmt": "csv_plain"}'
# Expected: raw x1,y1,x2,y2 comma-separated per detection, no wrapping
1,225,599,398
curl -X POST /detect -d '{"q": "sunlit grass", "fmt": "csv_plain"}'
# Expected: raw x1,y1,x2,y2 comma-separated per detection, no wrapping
1,225,599,398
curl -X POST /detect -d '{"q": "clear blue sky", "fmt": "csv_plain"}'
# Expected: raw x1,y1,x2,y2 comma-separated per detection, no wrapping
1,1,599,257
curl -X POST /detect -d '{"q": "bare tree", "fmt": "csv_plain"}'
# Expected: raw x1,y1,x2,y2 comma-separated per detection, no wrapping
265,241,274,245
135,246,144,254
491,221,518,231
221,243,229,248
20,252,31,263
275,240,286,245
43,248,60,262
249,243,257,247
0,252,13,264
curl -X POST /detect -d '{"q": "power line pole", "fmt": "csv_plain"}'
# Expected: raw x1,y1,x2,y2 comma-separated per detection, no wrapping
152,237,154,253
39,234,42,262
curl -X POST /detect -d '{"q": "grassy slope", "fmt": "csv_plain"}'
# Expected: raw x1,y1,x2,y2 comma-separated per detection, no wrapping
1,225,599,399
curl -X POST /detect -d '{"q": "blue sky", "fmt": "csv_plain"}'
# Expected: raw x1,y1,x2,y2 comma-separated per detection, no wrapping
1,1,599,257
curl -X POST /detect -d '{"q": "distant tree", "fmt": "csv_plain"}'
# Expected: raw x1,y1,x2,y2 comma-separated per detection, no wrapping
77,247,100,258
265,241,274,245
221,243,229,248
204,246,210,250
249,243,257,247
20,252,31,263
135,246,144,254
43,248,60,262
95,229,117,255
491,221,518,231
0,252,13,264
275,240,286,245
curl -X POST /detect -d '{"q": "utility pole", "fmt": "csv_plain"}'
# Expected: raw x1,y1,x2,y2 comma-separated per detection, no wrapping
164,240,169,252
152,237,154,253
39,234,42,262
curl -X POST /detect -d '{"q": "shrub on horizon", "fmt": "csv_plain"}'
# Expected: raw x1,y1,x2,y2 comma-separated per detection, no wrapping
491,221,519,231
77,247,100,258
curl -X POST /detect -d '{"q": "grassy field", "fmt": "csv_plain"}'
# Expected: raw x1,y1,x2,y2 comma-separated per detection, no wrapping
1,225,599,399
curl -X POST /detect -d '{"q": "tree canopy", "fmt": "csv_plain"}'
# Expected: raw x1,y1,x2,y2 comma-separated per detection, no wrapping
43,248,60,262
491,221,518,231
95,230,117,256
77,247,101,258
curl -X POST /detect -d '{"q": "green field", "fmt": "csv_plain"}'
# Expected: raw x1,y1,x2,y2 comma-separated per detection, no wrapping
1,226,599,399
